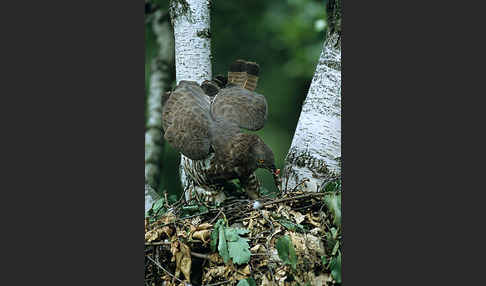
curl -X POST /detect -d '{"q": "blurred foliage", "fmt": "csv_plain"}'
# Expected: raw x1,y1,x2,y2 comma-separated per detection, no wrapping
146,0,328,197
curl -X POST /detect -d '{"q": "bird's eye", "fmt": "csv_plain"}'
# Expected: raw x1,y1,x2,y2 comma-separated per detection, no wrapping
258,159,264,163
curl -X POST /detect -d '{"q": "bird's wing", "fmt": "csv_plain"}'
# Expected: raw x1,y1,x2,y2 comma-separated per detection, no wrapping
162,81,212,160
210,85,268,131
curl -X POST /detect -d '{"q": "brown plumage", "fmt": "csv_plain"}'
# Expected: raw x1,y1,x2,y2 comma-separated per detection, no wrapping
162,60,278,200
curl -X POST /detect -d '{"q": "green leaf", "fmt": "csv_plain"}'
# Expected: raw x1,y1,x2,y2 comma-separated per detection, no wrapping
210,219,224,252
276,235,297,270
278,218,305,233
259,186,279,198
237,279,250,286
180,204,209,218
332,240,340,256
147,197,167,221
211,219,252,265
237,278,256,286
226,227,251,265
198,205,208,213
152,198,165,213
330,227,338,240
330,251,342,283
321,255,327,266
218,224,230,263
214,224,251,265
324,180,341,193
225,228,249,242
324,192,341,228
228,239,251,265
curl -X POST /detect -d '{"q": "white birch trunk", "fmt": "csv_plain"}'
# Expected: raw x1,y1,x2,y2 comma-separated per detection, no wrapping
283,33,341,192
170,0,212,191
145,10,174,212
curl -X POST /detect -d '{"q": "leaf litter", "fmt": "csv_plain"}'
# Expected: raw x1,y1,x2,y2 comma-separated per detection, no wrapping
145,180,342,286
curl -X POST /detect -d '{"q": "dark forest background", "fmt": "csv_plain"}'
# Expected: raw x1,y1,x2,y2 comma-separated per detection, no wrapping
146,0,328,198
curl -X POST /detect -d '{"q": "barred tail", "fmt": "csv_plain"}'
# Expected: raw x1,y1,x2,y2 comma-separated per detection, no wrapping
228,59,247,87
243,61,259,91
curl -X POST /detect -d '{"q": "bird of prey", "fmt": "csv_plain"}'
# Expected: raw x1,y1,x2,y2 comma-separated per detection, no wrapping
162,60,280,201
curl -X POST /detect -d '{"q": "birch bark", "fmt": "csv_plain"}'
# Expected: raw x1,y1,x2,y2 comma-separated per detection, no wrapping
169,0,212,191
282,1,341,192
145,10,174,212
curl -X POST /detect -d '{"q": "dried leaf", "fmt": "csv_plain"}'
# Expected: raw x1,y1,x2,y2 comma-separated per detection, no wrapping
197,222,212,230
250,244,266,254
310,227,321,235
208,252,222,263
240,265,251,275
174,243,191,282
314,273,330,286
193,229,211,243
145,227,168,243
289,210,306,224
162,212,176,224
305,234,325,256
261,274,273,286
306,213,321,227
180,256,192,281
289,232,306,253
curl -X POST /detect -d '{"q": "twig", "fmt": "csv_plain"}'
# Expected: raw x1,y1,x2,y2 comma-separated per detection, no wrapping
284,166,290,192
262,192,327,207
292,178,310,193
146,255,183,284
145,240,201,246
144,243,210,260
293,201,321,211
164,192,169,209
180,210,210,220
209,208,224,224
145,241,170,245
190,251,210,260
203,280,231,286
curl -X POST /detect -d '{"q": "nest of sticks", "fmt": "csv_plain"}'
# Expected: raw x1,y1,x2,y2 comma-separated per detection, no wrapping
145,180,342,286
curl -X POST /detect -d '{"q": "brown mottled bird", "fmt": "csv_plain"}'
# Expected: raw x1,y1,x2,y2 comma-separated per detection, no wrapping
162,60,280,201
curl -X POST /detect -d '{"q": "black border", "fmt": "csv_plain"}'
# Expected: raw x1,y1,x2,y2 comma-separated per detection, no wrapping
2,0,484,284
1,1,143,284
